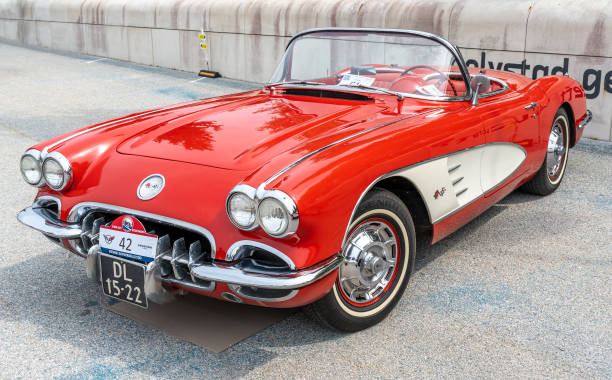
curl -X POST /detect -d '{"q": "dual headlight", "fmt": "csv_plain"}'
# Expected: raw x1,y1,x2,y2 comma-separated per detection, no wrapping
20,150,72,191
226,185,299,238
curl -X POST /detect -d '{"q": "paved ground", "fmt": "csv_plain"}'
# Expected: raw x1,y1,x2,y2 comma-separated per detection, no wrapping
0,42,611,379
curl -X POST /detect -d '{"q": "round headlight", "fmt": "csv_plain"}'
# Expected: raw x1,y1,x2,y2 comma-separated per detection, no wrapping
20,153,42,185
43,158,65,189
42,152,72,191
227,192,257,228
257,197,289,236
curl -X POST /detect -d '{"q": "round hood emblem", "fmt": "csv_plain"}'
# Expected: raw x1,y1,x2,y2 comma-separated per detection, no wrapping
137,174,165,200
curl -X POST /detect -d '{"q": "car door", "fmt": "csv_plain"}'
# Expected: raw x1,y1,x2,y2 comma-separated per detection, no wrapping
475,85,546,197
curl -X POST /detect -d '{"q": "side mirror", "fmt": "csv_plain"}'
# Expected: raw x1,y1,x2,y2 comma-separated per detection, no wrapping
470,75,491,106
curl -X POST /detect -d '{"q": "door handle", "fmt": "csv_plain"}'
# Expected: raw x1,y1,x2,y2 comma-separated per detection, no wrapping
524,102,538,110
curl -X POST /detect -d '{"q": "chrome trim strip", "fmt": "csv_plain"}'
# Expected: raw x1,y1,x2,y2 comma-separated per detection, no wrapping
578,110,592,129
191,254,342,290
341,142,527,246
17,205,82,239
263,108,442,187
284,27,474,102
226,240,297,270
67,202,216,255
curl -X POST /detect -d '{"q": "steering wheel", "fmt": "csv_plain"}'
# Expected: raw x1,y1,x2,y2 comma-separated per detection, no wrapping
397,65,457,96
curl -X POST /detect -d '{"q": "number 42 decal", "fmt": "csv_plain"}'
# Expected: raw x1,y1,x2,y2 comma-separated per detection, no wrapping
119,237,132,251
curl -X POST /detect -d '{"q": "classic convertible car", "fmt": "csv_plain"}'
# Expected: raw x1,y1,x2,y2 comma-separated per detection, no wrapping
18,28,590,331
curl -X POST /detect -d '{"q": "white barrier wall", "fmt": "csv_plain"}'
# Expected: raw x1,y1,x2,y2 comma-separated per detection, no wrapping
0,0,610,141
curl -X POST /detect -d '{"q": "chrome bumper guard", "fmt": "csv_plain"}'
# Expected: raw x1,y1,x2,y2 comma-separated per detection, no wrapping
17,204,342,302
578,109,592,129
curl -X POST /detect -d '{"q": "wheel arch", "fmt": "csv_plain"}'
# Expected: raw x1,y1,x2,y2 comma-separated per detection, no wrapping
560,102,577,147
346,176,432,245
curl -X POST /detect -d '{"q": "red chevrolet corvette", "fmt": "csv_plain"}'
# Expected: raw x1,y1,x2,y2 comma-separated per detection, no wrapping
18,28,590,331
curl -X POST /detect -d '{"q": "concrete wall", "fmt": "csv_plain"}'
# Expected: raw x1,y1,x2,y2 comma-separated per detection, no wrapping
0,0,610,141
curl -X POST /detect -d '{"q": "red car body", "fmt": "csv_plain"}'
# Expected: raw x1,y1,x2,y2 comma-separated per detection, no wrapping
19,28,590,313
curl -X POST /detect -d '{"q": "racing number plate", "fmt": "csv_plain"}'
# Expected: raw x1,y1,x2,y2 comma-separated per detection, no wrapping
100,253,148,308
99,215,158,262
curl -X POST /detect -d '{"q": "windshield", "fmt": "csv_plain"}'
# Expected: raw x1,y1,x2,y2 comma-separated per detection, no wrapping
269,29,470,100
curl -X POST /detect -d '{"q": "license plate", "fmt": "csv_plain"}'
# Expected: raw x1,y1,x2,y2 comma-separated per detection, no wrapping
99,215,158,262
100,253,148,308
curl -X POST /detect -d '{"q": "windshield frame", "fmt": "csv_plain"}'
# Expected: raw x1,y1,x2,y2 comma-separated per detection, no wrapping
271,27,473,102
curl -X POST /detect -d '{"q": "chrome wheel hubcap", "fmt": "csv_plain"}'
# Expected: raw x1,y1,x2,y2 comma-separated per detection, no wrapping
339,220,398,304
547,121,566,180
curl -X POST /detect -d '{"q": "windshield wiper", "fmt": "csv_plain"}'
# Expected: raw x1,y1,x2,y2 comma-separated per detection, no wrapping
266,80,326,88
343,84,404,101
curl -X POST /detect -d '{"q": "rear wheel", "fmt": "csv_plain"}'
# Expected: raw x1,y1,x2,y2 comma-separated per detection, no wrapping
303,188,415,331
522,108,570,195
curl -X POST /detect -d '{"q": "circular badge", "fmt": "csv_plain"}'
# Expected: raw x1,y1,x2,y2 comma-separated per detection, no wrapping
137,174,165,200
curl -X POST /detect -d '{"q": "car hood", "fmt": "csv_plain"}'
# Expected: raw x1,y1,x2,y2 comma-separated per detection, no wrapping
116,91,392,170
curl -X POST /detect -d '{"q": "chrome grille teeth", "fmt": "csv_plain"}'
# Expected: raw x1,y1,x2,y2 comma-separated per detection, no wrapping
155,234,172,277
188,240,205,282
80,213,96,251
90,217,106,245
171,238,190,280
79,210,215,292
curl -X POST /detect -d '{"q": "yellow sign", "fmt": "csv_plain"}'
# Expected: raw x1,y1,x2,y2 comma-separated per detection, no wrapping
201,43,208,49
199,33,205,40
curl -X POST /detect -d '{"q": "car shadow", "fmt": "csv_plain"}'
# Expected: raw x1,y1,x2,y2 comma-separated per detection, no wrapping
414,198,511,272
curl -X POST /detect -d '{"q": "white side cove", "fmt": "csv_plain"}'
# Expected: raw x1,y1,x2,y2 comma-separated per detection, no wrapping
394,143,527,224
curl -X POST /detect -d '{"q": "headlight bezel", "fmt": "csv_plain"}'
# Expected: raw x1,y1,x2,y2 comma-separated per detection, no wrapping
256,190,299,238
20,149,44,187
42,151,73,191
226,185,299,238
226,187,258,230
226,184,259,230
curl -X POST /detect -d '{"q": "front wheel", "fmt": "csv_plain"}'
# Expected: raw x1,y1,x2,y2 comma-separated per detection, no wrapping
303,188,416,331
522,107,570,195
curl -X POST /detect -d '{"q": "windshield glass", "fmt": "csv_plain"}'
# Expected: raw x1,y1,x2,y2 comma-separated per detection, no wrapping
269,30,470,100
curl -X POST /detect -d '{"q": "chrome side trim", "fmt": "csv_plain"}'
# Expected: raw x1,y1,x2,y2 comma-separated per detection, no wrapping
226,240,297,270
67,202,216,255
191,254,342,290
263,108,442,187
284,27,474,102
578,110,592,129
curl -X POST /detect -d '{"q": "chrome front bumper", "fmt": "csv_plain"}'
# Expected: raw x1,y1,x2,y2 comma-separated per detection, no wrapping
17,204,82,239
17,204,341,302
